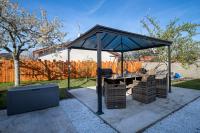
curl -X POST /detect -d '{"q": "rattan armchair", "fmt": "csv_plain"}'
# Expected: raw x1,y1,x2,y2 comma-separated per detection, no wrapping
155,75,167,98
104,80,126,109
131,75,157,104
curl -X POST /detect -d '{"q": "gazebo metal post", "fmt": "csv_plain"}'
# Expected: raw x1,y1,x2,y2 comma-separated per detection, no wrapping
168,45,171,93
68,48,71,90
96,32,103,115
121,52,124,77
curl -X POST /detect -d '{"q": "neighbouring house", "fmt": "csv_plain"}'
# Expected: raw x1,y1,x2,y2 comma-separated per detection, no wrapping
0,52,33,60
0,53,13,60
33,42,120,62
139,56,155,62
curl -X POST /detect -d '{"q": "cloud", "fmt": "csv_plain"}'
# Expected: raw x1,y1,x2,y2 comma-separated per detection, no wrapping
87,0,106,15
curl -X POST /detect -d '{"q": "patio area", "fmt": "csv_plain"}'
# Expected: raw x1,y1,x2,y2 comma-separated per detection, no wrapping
69,86,200,133
0,86,199,133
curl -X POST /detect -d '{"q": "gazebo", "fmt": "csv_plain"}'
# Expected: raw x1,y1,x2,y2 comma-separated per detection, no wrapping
67,25,172,115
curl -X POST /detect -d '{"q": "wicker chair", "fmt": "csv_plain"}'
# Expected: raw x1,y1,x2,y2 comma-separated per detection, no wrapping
156,75,167,98
102,69,114,96
132,75,156,104
104,80,126,109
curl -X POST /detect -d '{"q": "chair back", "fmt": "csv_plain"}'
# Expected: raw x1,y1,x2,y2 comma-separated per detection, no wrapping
142,74,155,82
102,68,113,78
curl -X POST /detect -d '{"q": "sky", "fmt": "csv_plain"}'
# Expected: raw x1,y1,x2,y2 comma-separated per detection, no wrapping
14,0,200,41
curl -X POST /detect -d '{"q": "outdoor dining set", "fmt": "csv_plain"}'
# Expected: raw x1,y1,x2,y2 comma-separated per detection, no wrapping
102,68,167,109
67,25,172,114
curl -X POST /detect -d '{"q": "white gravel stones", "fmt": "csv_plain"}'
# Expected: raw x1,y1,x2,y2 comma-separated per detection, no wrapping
60,99,117,133
145,98,200,133
0,98,117,133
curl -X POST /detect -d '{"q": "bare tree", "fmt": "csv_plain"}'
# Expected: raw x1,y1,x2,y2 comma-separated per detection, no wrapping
0,0,66,86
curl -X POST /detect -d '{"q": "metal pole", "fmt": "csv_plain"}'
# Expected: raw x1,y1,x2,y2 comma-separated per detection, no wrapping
96,33,103,115
121,52,124,77
168,45,171,93
68,48,71,90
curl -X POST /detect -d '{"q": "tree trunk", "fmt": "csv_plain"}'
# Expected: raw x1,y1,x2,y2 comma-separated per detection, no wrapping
13,57,20,86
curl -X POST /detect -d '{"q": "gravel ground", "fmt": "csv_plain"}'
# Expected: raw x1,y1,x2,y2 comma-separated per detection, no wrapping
145,98,200,133
0,98,117,133
60,99,117,133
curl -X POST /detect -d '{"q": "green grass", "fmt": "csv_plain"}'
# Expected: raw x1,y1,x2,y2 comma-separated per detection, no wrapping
173,79,200,90
0,78,96,110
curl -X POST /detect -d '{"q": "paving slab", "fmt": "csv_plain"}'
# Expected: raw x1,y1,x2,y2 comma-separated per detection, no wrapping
69,87,200,133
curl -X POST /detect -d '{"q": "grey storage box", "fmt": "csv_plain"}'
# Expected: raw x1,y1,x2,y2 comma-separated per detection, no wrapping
7,84,59,115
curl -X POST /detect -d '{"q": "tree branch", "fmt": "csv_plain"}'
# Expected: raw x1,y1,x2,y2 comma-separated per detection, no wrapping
3,46,12,53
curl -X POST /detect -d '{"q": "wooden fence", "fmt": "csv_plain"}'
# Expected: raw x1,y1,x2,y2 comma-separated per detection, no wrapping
0,59,142,83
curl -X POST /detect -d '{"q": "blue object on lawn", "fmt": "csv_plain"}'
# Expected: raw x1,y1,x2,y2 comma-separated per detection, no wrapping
174,73,182,79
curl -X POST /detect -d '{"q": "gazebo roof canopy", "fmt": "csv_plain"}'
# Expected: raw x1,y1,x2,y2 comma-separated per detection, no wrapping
68,25,172,52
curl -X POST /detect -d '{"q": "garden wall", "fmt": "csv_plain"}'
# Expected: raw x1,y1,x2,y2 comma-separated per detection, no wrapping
0,59,142,83
142,62,200,79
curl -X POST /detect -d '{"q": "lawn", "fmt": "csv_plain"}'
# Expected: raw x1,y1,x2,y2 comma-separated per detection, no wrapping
172,79,200,90
0,78,96,110
1,78,199,110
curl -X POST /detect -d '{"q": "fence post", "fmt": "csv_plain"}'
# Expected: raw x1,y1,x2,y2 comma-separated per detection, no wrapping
68,48,71,90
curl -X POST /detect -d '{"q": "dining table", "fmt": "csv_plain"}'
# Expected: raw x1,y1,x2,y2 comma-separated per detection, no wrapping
103,74,143,95
104,74,142,86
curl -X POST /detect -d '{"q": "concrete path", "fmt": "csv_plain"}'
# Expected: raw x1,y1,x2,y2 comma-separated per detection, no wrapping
69,87,200,133
0,99,116,133
145,97,200,133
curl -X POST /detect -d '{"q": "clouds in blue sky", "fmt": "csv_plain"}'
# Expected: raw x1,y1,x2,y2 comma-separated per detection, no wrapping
85,0,106,15
16,0,200,40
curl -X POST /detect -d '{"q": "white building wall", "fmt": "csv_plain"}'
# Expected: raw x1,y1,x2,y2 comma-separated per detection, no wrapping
38,49,115,62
